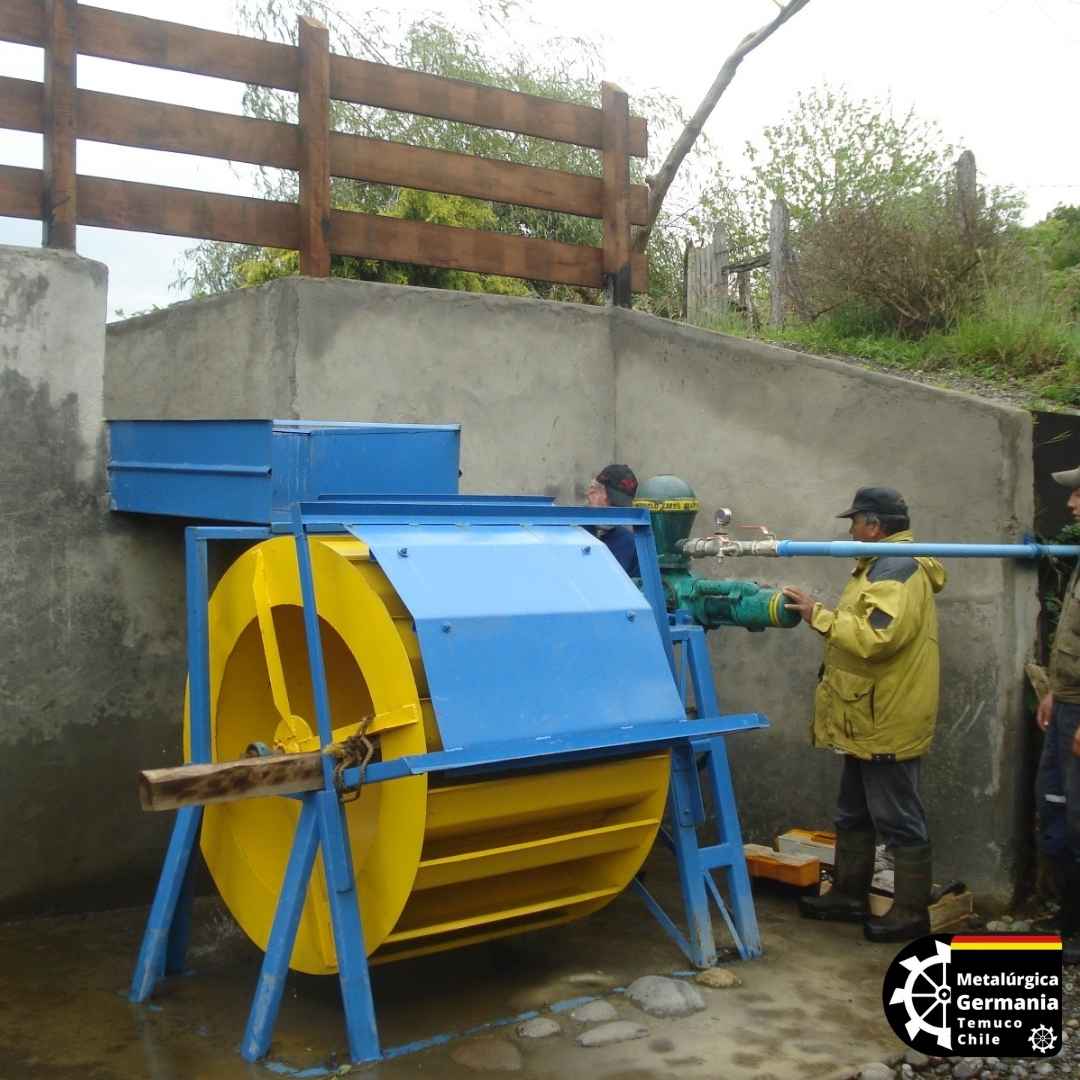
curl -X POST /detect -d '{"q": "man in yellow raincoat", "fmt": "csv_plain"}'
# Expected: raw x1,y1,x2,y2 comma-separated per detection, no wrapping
782,487,946,943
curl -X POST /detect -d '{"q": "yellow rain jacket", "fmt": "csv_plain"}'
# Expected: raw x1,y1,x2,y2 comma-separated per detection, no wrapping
809,531,947,761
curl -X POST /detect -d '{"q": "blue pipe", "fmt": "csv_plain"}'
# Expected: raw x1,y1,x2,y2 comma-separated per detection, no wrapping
774,541,1080,559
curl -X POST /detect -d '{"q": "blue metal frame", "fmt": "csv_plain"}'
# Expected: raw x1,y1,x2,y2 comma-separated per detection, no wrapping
130,502,767,1065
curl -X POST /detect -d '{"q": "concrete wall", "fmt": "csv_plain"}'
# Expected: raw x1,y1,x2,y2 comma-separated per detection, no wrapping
611,312,1038,904
0,247,183,918
5,270,1039,916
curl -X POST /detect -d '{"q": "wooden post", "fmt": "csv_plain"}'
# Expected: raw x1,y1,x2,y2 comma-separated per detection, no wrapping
42,0,78,249
737,270,754,327
601,81,632,307
769,198,791,326
298,15,331,277
955,149,976,239
712,223,729,318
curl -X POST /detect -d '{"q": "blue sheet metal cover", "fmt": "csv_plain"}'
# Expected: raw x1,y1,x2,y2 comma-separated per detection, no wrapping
347,523,685,749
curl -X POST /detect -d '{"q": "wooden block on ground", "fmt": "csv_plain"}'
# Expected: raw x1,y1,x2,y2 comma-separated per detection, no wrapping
744,843,820,888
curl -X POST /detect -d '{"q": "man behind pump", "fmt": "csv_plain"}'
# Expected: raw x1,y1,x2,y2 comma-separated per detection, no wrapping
1034,463,1080,965
782,486,946,943
585,464,640,577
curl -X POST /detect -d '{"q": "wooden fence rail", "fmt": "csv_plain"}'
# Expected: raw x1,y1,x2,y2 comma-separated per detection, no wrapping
0,0,649,297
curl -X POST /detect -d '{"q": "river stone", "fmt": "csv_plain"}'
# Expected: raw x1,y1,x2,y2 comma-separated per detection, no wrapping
516,1017,561,1039
858,1063,895,1080
904,1050,932,1069
696,967,742,989
627,975,706,1018
570,1000,618,1023
953,1059,983,1079
577,1021,649,1048
450,1038,523,1071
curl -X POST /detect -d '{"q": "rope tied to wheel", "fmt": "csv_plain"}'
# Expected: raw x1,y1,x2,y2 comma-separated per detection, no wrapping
327,716,375,803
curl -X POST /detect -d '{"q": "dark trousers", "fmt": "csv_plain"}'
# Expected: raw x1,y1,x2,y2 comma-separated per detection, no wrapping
835,755,930,848
1036,700,1080,866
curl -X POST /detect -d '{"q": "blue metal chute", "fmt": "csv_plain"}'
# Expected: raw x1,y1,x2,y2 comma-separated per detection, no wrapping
347,522,684,748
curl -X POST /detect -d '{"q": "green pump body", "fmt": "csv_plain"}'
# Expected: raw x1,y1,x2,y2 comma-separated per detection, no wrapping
634,475,799,632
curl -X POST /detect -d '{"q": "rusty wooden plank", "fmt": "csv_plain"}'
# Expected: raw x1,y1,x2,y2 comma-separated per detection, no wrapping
76,175,300,249
0,76,43,133
139,753,326,811
42,0,78,250
76,3,299,91
330,131,649,224
329,207,646,292
601,82,632,305
330,53,647,156
0,0,44,47
78,86,299,169
297,15,330,277
0,165,45,219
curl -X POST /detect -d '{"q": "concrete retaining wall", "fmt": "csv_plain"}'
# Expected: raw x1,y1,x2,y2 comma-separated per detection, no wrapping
0,247,183,917
4,264,1039,916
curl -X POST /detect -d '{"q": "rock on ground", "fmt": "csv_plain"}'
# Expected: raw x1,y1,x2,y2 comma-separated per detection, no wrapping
576,1020,649,1048
569,1000,618,1023
449,1037,523,1071
627,975,706,1018
515,1017,560,1039
695,966,741,989
904,1050,931,1069
858,1063,895,1080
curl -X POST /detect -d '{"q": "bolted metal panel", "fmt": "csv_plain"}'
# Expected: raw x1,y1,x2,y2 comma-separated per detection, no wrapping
348,521,685,749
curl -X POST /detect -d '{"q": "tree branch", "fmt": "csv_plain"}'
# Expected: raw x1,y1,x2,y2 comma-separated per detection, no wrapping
632,0,813,255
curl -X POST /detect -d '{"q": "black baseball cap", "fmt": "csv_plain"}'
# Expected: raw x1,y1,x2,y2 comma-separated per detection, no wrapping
836,486,909,519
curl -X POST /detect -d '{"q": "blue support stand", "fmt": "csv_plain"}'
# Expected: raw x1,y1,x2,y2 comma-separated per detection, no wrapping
632,623,762,966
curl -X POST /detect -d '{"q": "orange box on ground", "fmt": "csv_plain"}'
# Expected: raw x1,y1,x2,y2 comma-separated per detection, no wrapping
743,843,821,888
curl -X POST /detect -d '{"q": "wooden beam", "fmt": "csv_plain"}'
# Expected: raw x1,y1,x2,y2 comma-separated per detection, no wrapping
331,53,648,157
601,81,632,306
297,16,331,277
42,0,77,250
76,4,299,91
78,86,299,170
0,164,45,220
329,207,647,292
0,76,42,134
0,0,44,47
76,174,301,249
139,752,326,812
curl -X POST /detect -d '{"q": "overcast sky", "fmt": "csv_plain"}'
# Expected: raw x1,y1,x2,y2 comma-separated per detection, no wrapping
2,0,1078,318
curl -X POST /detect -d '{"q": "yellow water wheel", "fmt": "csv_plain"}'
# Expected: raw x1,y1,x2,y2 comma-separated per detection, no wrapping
186,536,670,975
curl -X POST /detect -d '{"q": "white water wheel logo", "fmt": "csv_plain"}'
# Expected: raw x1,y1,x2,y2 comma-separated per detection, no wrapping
888,939,953,1050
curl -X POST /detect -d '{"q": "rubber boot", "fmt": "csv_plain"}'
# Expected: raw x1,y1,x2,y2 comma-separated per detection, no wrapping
1063,861,1080,966
799,828,875,922
864,843,932,943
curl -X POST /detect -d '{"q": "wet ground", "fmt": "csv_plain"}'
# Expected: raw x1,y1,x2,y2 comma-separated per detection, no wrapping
0,853,908,1079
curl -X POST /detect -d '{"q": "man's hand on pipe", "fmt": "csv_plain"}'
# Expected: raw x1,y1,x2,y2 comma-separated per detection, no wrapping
782,586,817,624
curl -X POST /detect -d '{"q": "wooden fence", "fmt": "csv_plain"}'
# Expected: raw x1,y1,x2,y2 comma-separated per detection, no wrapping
0,0,650,301
686,151,981,326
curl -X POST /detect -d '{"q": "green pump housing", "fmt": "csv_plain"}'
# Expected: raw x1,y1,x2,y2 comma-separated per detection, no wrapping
634,475,799,632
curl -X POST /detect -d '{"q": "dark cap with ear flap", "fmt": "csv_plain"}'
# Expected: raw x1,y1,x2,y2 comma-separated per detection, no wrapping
836,486,908,519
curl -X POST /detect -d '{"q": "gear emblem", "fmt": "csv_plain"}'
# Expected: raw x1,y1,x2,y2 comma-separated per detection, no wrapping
887,939,954,1050
1029,1025,1057,1054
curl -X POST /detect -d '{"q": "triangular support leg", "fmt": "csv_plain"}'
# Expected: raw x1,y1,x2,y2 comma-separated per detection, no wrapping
633,624,762,966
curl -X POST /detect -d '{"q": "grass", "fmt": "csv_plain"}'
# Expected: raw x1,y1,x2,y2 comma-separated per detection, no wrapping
699,298,1080,410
